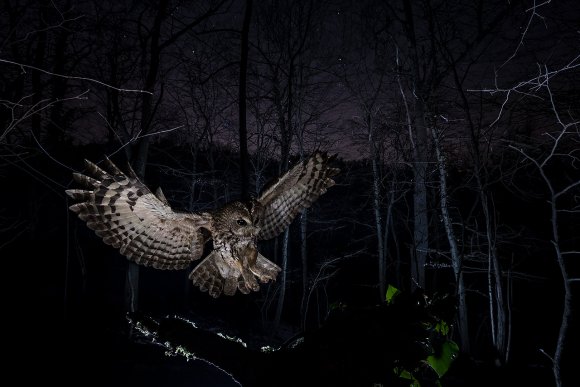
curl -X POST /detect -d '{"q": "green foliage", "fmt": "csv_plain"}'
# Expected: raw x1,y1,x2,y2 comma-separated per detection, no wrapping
386,285,459,387
427,340,459,377
394,367,422,387
386,284,401,304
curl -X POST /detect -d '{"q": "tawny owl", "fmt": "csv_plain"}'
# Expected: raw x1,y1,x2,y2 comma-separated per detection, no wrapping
66,152,339,298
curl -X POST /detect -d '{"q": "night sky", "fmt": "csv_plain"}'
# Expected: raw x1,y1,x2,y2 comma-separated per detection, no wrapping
1,1,579,386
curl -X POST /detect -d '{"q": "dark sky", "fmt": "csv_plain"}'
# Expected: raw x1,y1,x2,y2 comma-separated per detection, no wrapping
2,0,578,159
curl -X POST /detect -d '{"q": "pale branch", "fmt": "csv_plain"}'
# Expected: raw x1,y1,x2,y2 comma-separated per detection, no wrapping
508,145,542,169
395,46,416,154
96,112,125,145
554,180,580,199
7,14,85,46
30,130,76,172
1,90,90,143
557,209,580,214
499,0,552,70
106,125,185,158
0,59,153,94
539,348,555,363
471,55,580,127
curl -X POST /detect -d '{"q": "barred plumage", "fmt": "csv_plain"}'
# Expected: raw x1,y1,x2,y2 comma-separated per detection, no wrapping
66,152,338,298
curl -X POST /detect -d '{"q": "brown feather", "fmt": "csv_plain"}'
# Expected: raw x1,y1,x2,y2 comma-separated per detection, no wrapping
257,151,339,240
67,158,210,270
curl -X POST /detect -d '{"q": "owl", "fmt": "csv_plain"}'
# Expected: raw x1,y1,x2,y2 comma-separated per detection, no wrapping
66,152,339,298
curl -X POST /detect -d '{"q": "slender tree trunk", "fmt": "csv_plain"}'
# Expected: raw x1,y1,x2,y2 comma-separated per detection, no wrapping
432,126,470,353
401,0,429,290
383,182,398,289
397,78,428,290
547,188,571,387
390,210,402,288
482,190,508,365
125,0,168,316
238,0,252,200
31,21,46,140
47,0,72,145
299,209,308,327
273,43,294,331
368,113,385,300
448,54,509,363
411,102,429,290
273,229,289,331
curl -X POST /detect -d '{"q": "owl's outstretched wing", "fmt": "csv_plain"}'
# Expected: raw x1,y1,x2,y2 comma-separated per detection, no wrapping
257,151,339,240
66,158,211,270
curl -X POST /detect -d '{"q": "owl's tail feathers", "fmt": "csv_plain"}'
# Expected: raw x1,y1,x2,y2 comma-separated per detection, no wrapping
188,252,279,298
188,252,225,298
251,253,282,284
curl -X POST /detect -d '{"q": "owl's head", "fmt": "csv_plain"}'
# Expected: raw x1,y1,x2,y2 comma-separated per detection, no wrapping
212,201,260,239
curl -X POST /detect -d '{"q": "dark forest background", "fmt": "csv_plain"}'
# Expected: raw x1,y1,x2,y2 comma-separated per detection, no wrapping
1,0,578,386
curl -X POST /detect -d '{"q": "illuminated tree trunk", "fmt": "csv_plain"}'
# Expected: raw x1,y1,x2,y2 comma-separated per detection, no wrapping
432,125,470,353
402,0,429,290
125,0,169,315
238,0,252,200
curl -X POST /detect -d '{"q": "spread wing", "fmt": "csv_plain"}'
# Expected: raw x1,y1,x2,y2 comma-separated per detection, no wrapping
257,151,339,240
66,158,211,270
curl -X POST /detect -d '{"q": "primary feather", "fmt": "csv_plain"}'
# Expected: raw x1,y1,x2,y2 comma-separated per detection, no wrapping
66,158,210,270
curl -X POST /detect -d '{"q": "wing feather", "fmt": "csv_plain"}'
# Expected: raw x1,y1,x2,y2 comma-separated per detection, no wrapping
66,158,211,270
257,151,339,240
188,252,229,298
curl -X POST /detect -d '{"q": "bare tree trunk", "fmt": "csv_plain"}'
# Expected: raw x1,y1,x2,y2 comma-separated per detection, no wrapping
238,0,252,200
509,111,578,386
299,209,308,328
447,60,507,362
31,17,46,140
273,228,289,331
46,0,72,145
432,126,470,353
368,112,386,300
382,188,394,292
482,190,508,365
549,197,571,387
124,0,169,316
273,37,295,331
396,52,428,289
388,188,403,288
401,0,430,290
410,102,429,290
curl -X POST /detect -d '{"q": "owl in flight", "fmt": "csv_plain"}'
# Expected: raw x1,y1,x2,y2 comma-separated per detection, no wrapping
66,152,339,298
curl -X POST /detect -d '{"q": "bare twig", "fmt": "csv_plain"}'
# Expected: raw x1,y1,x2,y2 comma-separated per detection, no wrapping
0,58,153,94
1,90,90,143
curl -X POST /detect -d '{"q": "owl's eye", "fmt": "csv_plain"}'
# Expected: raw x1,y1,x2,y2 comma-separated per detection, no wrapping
237,219,248,226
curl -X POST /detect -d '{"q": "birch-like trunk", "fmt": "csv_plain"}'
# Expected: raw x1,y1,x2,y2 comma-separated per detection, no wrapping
273,229,290,331
365,113,386,299
432,126,470,353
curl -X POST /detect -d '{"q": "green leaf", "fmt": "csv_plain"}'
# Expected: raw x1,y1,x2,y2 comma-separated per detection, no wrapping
386,284,401,304
426,340,459,377
434,320,449,336
394,367,422,387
